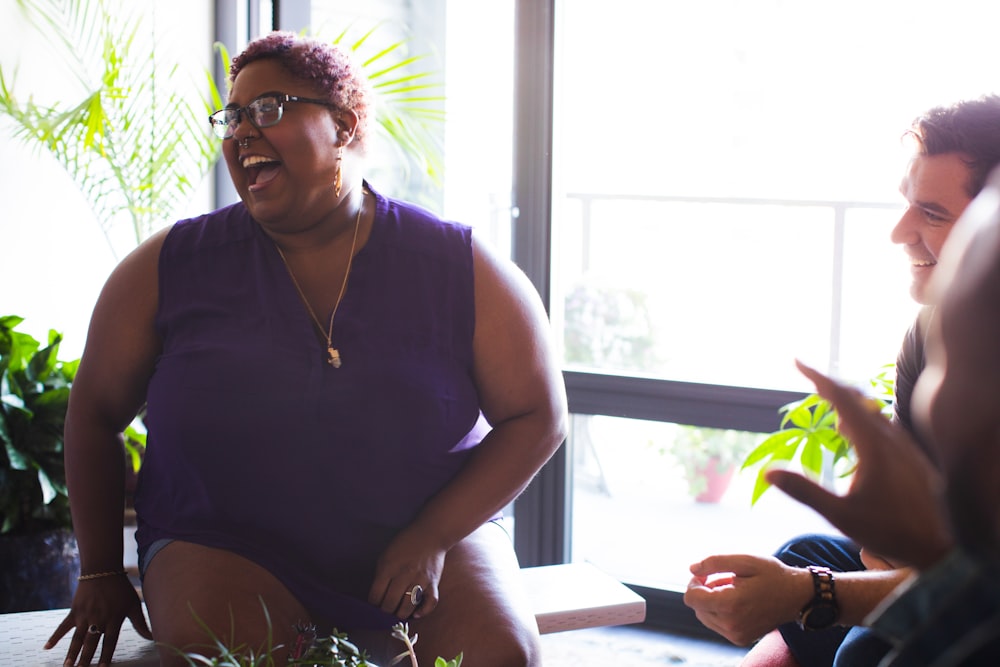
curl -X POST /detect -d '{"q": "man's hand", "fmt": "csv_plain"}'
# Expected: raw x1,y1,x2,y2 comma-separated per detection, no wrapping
683,554,812,646
766,360,953,570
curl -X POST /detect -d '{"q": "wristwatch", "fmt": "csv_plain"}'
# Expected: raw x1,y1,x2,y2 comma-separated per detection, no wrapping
796,565,839,631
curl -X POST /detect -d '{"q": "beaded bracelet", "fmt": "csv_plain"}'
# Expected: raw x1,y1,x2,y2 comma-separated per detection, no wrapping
78,570,128,582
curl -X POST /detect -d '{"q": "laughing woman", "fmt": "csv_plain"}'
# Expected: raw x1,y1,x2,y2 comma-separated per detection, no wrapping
48,32,567,667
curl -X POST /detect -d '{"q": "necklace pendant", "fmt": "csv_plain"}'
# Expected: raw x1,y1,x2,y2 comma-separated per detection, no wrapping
327,346,342,368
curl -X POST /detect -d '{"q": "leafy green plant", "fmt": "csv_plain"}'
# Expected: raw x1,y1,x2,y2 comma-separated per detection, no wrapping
0,315,78,535
0,0,223,258
740,364,895,504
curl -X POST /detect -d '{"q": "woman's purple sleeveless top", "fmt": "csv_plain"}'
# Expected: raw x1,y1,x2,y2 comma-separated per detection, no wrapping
135,185,490,630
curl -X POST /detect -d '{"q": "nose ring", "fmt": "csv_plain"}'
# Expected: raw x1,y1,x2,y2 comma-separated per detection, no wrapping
238,137,250,149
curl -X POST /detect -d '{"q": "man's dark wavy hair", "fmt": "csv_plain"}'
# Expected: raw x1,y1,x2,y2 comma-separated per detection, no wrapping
906,94,1000,198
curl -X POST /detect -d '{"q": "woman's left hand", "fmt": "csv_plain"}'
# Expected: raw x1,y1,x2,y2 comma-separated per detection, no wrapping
369,527,447,619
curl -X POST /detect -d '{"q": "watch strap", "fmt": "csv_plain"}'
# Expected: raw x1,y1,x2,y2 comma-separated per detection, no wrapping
796,565,839,631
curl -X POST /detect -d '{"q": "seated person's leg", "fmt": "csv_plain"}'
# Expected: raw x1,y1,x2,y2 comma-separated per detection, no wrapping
142,541,311,666
774,534,864,570
773,534,864,667
740,630,802,667
407,521,541,667
833,625,892,667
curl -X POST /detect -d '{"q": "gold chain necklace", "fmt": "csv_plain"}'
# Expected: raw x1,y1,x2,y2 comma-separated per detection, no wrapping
274,195,364,368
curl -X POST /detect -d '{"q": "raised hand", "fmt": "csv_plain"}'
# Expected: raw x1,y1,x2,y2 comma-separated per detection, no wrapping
765,360,952,570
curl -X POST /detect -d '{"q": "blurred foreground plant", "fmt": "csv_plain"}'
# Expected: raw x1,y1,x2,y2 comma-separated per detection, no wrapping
175,601,462,667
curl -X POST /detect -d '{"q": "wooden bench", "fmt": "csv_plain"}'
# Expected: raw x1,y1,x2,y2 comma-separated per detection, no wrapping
521,562,646,634
0,562,645,665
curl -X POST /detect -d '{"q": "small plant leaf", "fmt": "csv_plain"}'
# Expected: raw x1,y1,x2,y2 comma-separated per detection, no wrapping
750,468,773,505
740,430,797,469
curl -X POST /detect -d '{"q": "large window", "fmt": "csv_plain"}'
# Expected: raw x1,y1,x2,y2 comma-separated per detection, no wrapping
546,0,1000,613
550,0,999,389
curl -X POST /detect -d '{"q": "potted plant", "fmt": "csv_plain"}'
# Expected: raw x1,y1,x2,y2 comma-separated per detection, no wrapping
740,364,894,504
0,315,80,612
672,426,759,503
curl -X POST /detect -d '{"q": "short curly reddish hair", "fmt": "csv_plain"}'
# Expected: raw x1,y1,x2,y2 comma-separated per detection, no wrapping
229,31,373,149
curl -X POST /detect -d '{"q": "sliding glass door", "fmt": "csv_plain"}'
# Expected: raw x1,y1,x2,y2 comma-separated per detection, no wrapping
549,0,1000,600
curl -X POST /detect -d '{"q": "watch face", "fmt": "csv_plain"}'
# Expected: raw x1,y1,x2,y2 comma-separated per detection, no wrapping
804,602,838,630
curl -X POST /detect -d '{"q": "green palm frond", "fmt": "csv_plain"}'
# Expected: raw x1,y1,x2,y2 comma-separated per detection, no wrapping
331,24,446,193
1,0,221,257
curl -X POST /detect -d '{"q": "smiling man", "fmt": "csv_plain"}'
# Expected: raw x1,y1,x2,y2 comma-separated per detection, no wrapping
895,153,980,304
684,95,1000,667
768,165,1000,665
891,97,1000,440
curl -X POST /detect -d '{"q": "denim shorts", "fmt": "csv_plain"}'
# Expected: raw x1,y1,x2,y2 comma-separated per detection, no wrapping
138,538,173,581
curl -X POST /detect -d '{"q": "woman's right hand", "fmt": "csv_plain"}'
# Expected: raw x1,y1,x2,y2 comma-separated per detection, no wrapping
45,575,152,667
53,230,165,666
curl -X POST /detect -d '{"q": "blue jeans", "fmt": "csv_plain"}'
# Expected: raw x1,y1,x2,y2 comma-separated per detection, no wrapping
774,534,892,667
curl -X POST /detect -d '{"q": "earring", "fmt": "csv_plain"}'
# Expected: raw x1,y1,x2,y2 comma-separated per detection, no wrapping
334,146,344,198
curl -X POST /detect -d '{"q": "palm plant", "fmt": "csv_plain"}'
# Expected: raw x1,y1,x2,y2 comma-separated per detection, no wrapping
328,23,445,207
0,0,222,259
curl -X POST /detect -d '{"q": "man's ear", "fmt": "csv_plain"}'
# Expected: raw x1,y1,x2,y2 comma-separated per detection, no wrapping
335,109,360,146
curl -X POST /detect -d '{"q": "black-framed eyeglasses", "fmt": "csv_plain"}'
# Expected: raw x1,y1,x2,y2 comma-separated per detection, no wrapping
208,92,336,140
